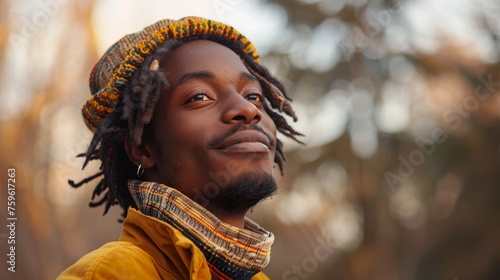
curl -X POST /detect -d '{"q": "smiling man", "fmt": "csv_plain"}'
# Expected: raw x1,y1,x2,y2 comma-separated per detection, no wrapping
58,17,301,279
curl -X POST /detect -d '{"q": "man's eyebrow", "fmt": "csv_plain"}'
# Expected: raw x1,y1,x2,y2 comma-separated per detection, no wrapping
169,71,259,92
171,70,215,91
240,72,259,83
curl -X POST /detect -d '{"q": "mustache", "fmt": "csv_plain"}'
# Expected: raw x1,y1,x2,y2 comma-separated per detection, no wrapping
208,123,275,149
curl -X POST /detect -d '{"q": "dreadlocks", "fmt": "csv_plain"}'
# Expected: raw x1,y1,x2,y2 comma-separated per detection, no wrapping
69,38,303,221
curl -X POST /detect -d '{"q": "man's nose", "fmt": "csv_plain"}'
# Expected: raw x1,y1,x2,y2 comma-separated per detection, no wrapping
221,92,262,124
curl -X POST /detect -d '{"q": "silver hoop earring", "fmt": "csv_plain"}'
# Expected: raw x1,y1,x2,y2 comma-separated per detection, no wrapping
136,164,144,177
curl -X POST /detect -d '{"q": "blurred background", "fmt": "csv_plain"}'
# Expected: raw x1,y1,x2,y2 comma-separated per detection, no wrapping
1,0,500,279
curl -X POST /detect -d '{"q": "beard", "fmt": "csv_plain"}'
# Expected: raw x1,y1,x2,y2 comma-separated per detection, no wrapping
209,172,278,214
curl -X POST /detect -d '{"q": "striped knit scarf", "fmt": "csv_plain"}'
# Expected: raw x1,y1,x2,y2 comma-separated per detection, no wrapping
128,180,274,280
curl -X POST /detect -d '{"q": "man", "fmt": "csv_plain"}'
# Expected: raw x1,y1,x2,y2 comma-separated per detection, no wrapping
58,16,301,279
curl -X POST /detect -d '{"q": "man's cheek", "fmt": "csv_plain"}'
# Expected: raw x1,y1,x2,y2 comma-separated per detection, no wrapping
265,115,277,135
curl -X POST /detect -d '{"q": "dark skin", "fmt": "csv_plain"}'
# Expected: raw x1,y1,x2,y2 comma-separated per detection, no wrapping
125,40,278,228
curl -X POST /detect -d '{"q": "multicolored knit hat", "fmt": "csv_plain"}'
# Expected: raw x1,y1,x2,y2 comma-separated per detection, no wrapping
83,16,260,132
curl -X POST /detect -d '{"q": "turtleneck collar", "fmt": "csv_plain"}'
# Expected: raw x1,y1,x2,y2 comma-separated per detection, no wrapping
128,180,274,280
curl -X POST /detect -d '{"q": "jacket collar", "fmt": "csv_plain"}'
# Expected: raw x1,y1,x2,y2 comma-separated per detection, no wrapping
120,208,212,279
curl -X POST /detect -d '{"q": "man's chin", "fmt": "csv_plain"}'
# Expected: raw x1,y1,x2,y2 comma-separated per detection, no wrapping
211,172,277,214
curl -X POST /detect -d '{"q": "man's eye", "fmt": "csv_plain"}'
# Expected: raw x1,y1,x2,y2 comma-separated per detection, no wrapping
246,93,262,102
188,93,210,102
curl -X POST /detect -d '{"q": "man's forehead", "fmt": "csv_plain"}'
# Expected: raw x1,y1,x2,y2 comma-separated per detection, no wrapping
161,40,251,81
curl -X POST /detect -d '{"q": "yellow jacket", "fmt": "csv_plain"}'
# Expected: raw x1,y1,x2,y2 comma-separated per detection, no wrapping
58,208,270,279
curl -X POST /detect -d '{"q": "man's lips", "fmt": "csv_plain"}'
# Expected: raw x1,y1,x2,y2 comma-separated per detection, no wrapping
212,130,272,153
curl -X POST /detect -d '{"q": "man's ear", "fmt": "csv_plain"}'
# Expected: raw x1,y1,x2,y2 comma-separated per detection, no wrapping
123,135,156,169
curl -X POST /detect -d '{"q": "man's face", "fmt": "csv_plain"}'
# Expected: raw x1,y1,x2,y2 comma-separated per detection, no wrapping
146,40,278,212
